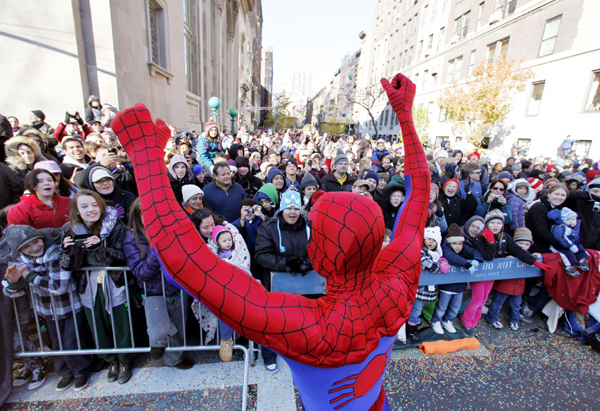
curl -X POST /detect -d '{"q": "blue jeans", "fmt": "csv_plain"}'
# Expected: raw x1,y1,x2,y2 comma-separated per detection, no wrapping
219,319,234,341
431,292,462,324
408,299,428,325
487,291,522,324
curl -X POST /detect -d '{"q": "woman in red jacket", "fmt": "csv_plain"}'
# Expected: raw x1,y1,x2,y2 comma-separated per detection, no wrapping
7,169,71,229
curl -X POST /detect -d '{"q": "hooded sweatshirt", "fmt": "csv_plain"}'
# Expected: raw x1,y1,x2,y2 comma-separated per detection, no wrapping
168,154,201,204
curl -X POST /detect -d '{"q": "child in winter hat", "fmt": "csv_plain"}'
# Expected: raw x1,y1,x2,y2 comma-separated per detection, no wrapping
547,207,589,277
405,226,450,343
212,225,235,260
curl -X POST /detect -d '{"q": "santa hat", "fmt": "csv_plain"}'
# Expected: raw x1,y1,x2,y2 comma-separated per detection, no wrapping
446,223,465,244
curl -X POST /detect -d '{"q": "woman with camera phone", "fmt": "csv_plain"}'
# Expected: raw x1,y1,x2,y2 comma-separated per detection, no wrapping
60,190,135,385
473,179,513,229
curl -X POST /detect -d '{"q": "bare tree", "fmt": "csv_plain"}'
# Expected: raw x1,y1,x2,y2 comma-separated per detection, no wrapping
342,83,386,138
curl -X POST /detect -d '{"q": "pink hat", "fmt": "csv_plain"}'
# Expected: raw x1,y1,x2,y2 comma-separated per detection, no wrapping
34,160,61,174
211,225,231,245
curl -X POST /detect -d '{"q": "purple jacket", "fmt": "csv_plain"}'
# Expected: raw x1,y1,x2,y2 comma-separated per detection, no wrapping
506,192,526,230
124,230,180,297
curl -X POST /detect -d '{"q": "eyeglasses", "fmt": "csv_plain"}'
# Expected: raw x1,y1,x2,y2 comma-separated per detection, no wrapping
491,186,505,192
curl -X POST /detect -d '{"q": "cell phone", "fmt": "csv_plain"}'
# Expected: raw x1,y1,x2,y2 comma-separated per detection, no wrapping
74,234,93,248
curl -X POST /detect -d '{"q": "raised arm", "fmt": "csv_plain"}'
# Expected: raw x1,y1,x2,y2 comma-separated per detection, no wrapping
373,74,431,283
111,105,320,361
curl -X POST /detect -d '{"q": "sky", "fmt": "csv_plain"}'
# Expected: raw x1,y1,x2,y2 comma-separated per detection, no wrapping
261,0,375,96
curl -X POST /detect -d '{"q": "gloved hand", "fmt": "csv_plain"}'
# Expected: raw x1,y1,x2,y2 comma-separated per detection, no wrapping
439,258,450,273
481,229,495,243
73,112,84,126
64,111,71,124
468,265,477,275
381,73,416,119
570,245,579,253
285,257,303,274
436,206,444,217
470,260,480,269
534,261,552,271
299,260,312,276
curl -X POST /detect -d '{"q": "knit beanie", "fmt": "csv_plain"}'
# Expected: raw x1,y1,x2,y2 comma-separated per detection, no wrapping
279,191,302,212
205,119,219,134
267,167,284,184
586,170,599,184
364,170,379,184
521,160,532,170
513,227,533,243
5,225,44,258
512,163,522,172
182,185,203,205
527,178,543,191
484,209,505,226
235,156,250,169
443,178,459,191
560,207,577,225
424,226,442,248
34,160,62,174
446,223,465,244
588,177,600,191
430,183,440,200
497,171,513,181
435,149,448,159
299,173,318,191
31,110,45,122
333,154,349,167
192,164,204,175
530,169,544,179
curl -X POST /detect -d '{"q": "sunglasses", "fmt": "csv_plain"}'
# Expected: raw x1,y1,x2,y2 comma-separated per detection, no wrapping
491,186,505,192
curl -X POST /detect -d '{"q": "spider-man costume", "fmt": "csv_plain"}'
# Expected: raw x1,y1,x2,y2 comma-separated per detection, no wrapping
112,73,429,410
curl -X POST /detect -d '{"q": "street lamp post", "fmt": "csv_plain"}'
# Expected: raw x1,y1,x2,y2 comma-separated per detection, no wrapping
229,108,238,134
208,96,221,124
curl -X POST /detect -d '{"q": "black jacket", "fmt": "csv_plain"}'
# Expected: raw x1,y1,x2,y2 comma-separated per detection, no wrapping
474,232,536,265
526,195,564,253
235,173,263,198
0,162,22,209
319,172,355,192
440,193,477,227
564,190,600,250
254,214,310,273
379,183,405,230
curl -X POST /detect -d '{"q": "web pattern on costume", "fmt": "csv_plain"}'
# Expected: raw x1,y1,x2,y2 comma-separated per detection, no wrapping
111,73,429,370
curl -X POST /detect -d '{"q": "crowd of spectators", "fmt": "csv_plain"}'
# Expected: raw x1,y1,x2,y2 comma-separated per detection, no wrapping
1,101,599,398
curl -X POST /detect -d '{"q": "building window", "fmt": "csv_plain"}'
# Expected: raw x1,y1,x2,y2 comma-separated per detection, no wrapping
384,110,389,126
408,46,414,66
423,70,429,90
394,30,399,47
418,40,424,61
447,59,455,83
427,34,434,51
517,138,531,156
402,23,407,43
437,27,445,51
183,0,197,93
454,12,470,41
407,19,412,40
435,136,447,147
443,0,449,12
415,73,420,90
468,49,477,76
487,37,509,62
477,2,485,30
148,0,166,68
455,136,463,144
454,56,463,80
432,0,438,20
539,15,562,57
526,81,545,116
413,14,419,35
584,70,600,112
439,109,447,122
572,140,592,156
495,0,516,19
423,5,428,26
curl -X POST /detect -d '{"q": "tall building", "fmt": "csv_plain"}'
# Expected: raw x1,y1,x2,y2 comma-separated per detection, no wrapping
0,0,264,133
289,69,314,103
352,0,600,158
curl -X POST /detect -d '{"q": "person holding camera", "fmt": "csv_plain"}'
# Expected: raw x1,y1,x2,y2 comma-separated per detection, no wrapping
473,179,513,228
60,190,135,385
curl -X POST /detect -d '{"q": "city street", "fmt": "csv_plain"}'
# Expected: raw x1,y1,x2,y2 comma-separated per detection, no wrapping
4,314,599,410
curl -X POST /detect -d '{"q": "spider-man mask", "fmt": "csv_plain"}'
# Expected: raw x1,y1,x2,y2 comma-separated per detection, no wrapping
308,192,385,294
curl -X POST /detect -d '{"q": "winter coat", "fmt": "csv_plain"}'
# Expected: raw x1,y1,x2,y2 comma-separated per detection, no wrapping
235,173,263,198
548,209,582,249
0,114,13,162
254,213,310,273
474,194,513,227
0,162,23,209
197,135,223,169
60,207,128,310
319,172,355,192
526,195,565,253
53,122,93,143
440,242,483,293
233,216,262,251
380,183,405,230
7,193,71,229
124,230,179,297
4,136,46,184
505,191,526,230
564,190,600,250
459,179,483,200
371,148,390,165
439,192,477,227
74,164,137,222
168,154,201,204
203,181,247,223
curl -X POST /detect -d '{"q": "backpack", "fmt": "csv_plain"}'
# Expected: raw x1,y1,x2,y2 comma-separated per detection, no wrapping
563,310,600,350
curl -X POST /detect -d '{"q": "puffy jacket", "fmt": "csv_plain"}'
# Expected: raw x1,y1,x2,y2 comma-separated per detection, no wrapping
548,209,581,249
197,136,223,168
319,172,355,192
564,190,600,250
7,193,70,229
124,230,179,297
474,194,513,227
254,214,310,273
440,242,483,293
505,191,526,230
526,195,564,253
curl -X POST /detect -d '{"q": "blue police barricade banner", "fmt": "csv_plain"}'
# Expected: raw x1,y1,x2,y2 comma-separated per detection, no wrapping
271,270,326,295
419,257,543,286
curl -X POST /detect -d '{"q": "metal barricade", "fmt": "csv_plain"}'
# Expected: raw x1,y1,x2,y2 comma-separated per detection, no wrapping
11,266,252,411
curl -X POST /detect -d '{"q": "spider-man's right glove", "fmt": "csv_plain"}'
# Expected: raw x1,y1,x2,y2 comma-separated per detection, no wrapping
381,73,416,121
481,229,495,243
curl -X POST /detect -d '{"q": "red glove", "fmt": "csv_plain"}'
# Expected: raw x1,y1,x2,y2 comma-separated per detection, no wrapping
481,229,495,243
534,261,552,271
